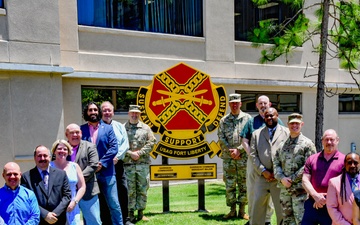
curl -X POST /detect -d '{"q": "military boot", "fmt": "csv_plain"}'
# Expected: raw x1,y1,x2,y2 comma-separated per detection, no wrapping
223,204,237,219
238,204,249,220
138,210,150,221
129,210,136,223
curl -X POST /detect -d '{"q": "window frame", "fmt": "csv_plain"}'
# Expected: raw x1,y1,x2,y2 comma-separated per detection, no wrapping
237,91,302,113
81,85,139,114
339,94,360,114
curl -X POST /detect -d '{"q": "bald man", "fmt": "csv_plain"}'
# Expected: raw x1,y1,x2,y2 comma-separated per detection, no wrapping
65,123,102,225
0,162,40,224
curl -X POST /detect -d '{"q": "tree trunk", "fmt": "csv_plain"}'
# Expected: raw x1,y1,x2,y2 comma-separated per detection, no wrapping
315,0,330,152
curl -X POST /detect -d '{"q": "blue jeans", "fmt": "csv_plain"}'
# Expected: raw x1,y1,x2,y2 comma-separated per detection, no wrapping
79,194,102,225
97,174,123,225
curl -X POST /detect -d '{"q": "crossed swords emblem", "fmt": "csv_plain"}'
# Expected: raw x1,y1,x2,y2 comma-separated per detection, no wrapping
152,89,213,107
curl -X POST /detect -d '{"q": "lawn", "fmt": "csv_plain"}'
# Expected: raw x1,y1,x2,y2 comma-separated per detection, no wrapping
135,180,275,225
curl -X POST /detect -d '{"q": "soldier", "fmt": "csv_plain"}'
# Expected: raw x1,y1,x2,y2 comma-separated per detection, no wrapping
273,113,316,225
124,105,156,222
218,93,251,220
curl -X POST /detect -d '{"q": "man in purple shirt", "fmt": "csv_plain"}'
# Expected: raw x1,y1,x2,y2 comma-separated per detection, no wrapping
302,129,345,224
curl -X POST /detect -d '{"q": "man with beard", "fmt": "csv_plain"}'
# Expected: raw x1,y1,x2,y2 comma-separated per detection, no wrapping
327,152,360,225
241,95,284,225
65,123,102,225
101,101,134,225
80,102,123,225
302,129,345,224
21,145,71,225
218,93,251,220
249,107,289,225
123,105,156,222
273,113,317,225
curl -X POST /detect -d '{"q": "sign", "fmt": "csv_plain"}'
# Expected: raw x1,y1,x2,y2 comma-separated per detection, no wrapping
150,164,217,181
137,63,226,160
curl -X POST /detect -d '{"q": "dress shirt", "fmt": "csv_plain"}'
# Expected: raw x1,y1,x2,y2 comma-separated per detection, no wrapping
111,120,130,160
89,123,99,144
0,185,40,225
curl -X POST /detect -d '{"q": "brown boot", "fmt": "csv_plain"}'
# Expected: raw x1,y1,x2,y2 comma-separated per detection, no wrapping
223,205,237,219
238,204,249,220
138,210,150,221
129,210,136,223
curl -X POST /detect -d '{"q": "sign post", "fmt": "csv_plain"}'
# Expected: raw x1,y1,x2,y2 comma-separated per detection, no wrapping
138,63,226,212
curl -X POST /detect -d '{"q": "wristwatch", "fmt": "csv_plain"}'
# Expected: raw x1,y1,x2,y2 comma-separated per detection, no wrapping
74,200,79,204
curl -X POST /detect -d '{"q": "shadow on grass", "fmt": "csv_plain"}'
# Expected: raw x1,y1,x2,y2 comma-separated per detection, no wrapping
187,182,226,197
145,210,235,222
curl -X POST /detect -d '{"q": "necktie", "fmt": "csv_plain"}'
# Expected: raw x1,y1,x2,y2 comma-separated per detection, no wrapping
42,170,49,191
353,177,358,192
269,128,276,141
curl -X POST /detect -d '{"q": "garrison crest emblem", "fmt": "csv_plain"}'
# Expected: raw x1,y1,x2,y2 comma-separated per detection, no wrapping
137,63,226,160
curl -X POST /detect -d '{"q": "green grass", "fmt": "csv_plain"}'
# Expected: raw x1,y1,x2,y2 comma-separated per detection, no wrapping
135,180,275,225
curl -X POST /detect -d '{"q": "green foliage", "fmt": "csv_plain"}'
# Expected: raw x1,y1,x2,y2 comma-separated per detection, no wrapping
251,0,360,71
81,89,112,107
81,87,139,112
252,14,309,62
334,1,360,71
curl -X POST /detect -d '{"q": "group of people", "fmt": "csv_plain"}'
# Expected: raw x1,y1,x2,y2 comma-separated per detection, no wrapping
2,94,360,225
0,101,156,225
218,93,360,225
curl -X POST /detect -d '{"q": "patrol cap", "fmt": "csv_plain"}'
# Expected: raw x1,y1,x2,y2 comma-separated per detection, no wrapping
229,93,241,103
288,113,303,123
129,105,141,113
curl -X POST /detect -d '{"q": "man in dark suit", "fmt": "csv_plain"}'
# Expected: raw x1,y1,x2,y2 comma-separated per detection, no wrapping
249,107,289,225
21,145,71,225
65,123,102,225
80,102,122,225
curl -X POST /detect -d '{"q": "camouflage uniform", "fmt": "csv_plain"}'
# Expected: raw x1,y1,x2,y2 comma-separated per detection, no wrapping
273,133,316,225
218,111,251,213
123,121,156,213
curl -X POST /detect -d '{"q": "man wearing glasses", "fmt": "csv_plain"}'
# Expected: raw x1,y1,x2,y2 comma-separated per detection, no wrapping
302,129,345,224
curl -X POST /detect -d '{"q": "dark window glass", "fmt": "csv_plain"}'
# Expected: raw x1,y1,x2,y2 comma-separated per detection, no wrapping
339,94,360,113
0,0,3,8
81,86,139,113
235,0,298,42
77,0,203,37
238,91,301,113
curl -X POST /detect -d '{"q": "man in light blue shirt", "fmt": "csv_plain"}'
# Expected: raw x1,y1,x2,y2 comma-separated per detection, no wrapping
102,101,133,225
0,162,40,225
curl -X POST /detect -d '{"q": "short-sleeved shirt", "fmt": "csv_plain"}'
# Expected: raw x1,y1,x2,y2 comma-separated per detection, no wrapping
240,114,284,141
303,150,345,193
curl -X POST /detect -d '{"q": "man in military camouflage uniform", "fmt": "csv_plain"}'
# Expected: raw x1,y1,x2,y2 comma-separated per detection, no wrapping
218,93,251,220
273,113,316,225
123,105,156,222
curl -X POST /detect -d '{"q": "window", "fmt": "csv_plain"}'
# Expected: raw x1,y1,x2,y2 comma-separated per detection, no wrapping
238,91,301,113
77,0,203,37
81,86,139,113
339,94,360,113
235,0,298,42
0,0,3,8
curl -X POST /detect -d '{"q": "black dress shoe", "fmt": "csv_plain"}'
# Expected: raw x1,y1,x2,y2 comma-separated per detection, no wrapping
265,222,271,225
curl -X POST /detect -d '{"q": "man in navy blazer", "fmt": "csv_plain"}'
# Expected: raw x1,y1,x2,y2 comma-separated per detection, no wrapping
80,102,123,225
21,145,71,225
